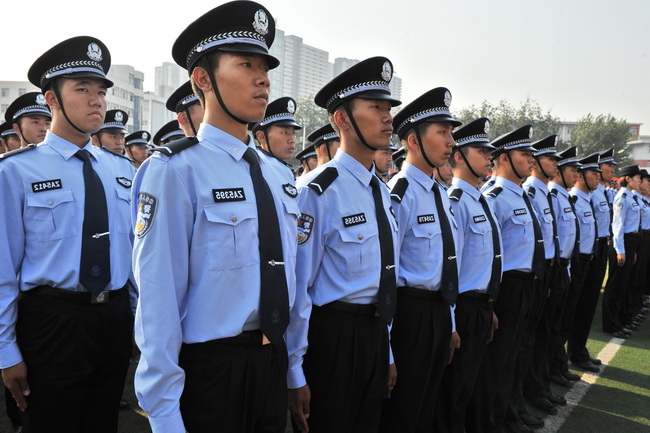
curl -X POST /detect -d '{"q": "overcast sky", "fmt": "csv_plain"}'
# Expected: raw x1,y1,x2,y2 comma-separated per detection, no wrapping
3,0,649,133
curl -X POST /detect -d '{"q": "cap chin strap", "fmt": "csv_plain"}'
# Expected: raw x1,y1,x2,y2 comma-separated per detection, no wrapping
201,56,248,126
325,141,332,161
342,101,381,152
534,156,551,180
581,170,592,192
505,151,524,180
414,124,436,169
455,147,482,179
559,167,569,189
184,108,198,136
52,85,92,135
262,129,275,156
14,122,30,145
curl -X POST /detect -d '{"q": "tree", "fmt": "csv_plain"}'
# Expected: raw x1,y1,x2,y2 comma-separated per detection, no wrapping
455,98,561,146
293,95,329,152
570,114,632,166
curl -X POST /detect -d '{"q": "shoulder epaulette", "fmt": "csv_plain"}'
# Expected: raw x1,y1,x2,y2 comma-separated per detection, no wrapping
570,195,578,204
154,136,199,157
527,186,536,197
486,186,503,197
389,178,409,203
99,146,134,162
0,144,36,161
308,167,338,195
449,188,463,202
550,188,558,197
621,192,627,198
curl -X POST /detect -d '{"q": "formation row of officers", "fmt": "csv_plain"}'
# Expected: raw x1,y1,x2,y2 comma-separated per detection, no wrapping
0,2,647,433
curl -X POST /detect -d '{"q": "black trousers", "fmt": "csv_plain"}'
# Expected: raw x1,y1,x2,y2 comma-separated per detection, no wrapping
466,272,533,433
551,254,592,375
569,238,608,363
603,234,640,332
433,292,493,433
17,287,132,433
626,232,650,320
302,303,389,433
380,288,451,433
179,331,288,433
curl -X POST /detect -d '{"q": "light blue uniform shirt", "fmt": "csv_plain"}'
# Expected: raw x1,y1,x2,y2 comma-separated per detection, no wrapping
0,131,136,369
132,124,299,433
286,149,399,389
449,177,502,294
612,187,641,254
592,184,612,238
484,177,536,273
523,176,556,260
570,188,596,254
634,191,650,230
548,182,577,260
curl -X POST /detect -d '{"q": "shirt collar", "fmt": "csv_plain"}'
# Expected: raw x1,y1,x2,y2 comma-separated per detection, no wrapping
495,176,523,196
452,177,480,200
197,123,254,162
529,176,550,195
334,149,375,186
571,187,590,201
548,181,569,197
402,162,434,191
44,131,95,161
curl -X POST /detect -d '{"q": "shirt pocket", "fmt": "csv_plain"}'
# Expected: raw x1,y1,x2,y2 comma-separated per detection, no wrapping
408,223,442,264
204,202,258,271
114,186,132,234
580,215,594,237
25,189,78,241
467,222,490,259
502,214,529,245
335,224,378,274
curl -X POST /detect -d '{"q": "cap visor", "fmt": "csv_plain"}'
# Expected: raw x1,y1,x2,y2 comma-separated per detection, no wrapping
217,44,280,69
60,72,114,88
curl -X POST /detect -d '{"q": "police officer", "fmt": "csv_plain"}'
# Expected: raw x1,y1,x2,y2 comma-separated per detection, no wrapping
0,36,136,433
567,149,616,368
295,144,317,175
132,3,296,432
4,92,51,147
287,56,401,433
91,109,128,154
602,165,642,338
468,125,542,433
124,130,151,168
564,153,601,373
381,87,461,432
152,120,184,147
374,143,395,183
391,147,405,172
434,117,501,433
251,96,301,171
166,80,204,137
295,124,340,187
0,122,21,153
435,161,454,190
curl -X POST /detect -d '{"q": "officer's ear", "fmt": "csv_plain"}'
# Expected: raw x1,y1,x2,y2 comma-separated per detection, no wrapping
254,130,266,146
44,89,60,111
332,109,350,132
191,66,212,95
405,131,419,150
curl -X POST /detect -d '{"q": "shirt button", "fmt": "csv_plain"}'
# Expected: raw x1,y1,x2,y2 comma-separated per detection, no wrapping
358,235,363,240
428,232,432,236
48,201,53,206
230,147,239,154
231,216,237,222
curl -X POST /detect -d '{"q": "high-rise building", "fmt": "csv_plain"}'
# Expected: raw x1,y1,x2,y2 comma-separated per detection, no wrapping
0,82,40,122
155,62,185,100
106,65,145,133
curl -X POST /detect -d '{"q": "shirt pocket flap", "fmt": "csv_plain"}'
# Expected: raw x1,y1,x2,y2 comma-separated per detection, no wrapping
282,198,301,217
411,223,440,239
27,189,74,209
204,202,256,227
114,186,131,203
339,224,377,244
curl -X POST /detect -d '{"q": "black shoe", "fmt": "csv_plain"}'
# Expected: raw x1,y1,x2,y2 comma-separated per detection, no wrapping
505,420,532,433
527,395,558,414
551,373,572,387
625,323,640,331
611,331,629,339
520,412,544,428
119,399,131,410
574,360,600,373
546,391,567,406
621,328,633,336
590,357,602,366
562,370,580,381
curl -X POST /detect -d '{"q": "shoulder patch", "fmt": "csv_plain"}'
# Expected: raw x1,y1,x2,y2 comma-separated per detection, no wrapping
99,146,134,162
486,186,503,198
297,213,314,245
154,136,198,157
0,144,37,160
390,178,409,203
135,192,158,238
448,188,463,202
308,167,339,195
527,186,536,197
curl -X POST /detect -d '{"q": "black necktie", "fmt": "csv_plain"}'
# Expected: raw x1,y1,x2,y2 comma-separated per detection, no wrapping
432,182,458,305
478,194,501,300
569,195,581,259
605,189,613,237
588,198,598,254
522,192,545,279
369,176,397,323
242,148,289,347
545,191,561,263
74,149,111,296
632,194,642,232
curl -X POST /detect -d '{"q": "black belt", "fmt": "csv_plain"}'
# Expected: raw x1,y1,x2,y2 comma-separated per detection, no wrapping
398,286,443,302
182,330,270,350
319,300,379,317
503,270,536,280
579,253,594,261
626,232,641,238
559,258,571,266
458,290,492,303
642,230,650,234
545,259,555,267
596,237,609,243
28,285,125,304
